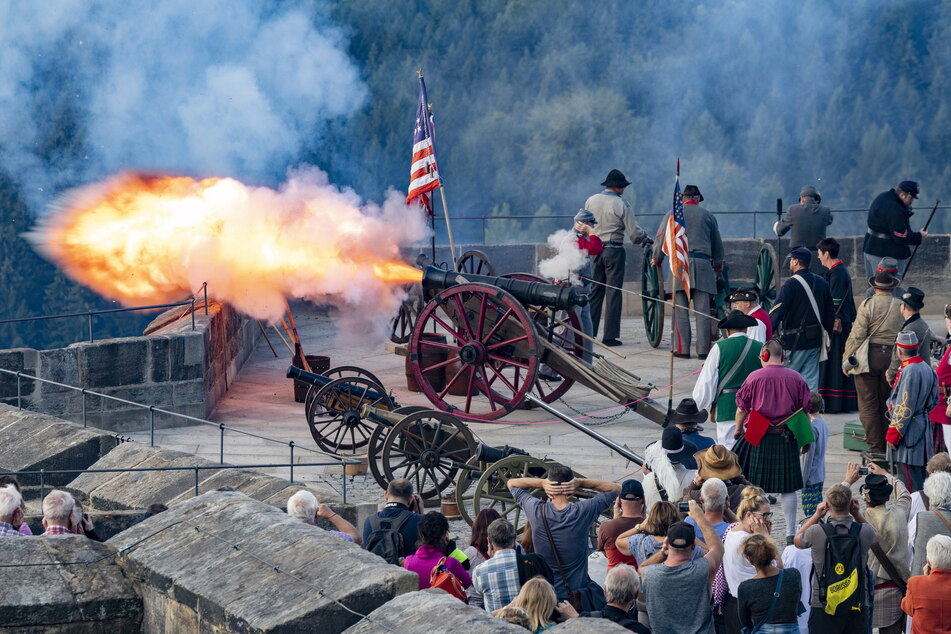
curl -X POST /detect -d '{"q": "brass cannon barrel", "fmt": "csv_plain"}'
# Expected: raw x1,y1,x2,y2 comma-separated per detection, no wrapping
420,265,587,311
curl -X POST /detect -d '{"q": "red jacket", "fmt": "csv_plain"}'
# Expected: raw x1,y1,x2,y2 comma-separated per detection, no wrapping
750,306,773,341
902,568,951,633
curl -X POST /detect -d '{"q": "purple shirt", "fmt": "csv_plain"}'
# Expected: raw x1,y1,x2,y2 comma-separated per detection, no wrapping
736,365,811,424
0,521,23,537
403,544,472,590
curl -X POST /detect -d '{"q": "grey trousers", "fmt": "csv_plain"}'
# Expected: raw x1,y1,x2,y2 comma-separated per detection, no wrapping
590,247,625,340
673,288,714,356
863,252,907,279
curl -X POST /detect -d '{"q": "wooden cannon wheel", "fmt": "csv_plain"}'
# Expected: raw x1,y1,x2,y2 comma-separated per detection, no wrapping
367,405,429,490
306,376,394,454
303,365,386,416
390,285,426,344
500,272,583,405
409,282,540,420
641,247,666,348
755,243,778,311
380,410,477,499
453,454,484,528
456,249,497,277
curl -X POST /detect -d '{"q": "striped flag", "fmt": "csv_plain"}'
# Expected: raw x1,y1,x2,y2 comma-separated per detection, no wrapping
662,170,691,300
406,75,441,209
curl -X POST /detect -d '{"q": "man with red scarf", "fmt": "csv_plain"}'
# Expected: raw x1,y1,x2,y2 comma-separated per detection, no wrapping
887,330,939,492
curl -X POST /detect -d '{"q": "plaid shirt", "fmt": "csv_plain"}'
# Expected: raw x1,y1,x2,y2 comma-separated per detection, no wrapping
0,521,23,537
471,548,521,613
42,525,72,536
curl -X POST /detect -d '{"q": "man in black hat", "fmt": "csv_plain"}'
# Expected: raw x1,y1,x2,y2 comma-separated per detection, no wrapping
584,169,649,347
642,426,698,510
863,180,927,279
667,397,715,467
727,286,771,342
652,184,724,358
769,246,834,390
896,287,935,369
693,310,764,449
775,185,833,273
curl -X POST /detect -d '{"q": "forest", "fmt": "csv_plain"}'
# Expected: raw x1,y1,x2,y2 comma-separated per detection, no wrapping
2,0,949,348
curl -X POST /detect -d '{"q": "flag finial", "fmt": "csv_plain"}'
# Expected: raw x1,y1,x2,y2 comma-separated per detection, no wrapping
416,68,422,77
676,158,680,178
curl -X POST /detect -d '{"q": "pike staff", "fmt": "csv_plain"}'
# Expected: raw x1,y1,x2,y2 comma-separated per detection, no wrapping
901,198,940,284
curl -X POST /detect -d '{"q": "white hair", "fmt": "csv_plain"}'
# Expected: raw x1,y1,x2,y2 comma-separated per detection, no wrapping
42,489,75,524
0,484,22,519
605,564,640,605
286,490,317,522
700,478,728,511
644,441,684,504
926,534,951,570
924,472,951,509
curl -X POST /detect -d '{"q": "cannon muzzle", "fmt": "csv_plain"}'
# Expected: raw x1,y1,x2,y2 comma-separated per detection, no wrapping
421,266,587,310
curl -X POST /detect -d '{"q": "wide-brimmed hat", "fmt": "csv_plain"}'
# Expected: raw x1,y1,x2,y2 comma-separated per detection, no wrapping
668,398,708,426
601,169,631,188
869,271,899,290
861,473,894,503
899,180,920,199
683,185,703,201
718,309,757,331
901,287,925,311
789,246,812,264
661,426,697,464
896,330,919,350
727,287,759,303
694,445,743,480
573,208,597,225
799,185,821,202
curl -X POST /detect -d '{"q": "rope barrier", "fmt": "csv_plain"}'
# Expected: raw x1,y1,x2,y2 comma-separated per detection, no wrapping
580,275,722,322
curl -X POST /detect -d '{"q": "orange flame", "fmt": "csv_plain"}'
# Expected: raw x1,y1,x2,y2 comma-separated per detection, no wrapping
30,171,426,322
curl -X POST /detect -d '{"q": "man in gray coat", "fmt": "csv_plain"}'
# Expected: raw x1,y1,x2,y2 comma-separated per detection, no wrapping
653,185,724,359
585,169,649,347
775,185,833,273
895,288,935,371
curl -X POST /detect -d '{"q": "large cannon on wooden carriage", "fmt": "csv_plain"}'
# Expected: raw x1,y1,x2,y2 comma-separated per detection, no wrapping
405,264,667,423
640,242,780,348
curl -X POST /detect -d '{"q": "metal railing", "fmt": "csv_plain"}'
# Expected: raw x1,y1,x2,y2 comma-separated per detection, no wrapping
1,461,354,504
0,370,359,501
0,282,209,343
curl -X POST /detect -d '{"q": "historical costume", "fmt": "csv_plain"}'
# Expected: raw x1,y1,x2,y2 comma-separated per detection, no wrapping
774,185,833,273
862,180,923,278
819,259,857,412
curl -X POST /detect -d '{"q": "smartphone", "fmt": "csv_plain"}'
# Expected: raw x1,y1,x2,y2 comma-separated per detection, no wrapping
858,466,870,476
678,502,690,513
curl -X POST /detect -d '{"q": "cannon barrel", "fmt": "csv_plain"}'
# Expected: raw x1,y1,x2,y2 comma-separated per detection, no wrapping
420,265,587,310
285,365,390,403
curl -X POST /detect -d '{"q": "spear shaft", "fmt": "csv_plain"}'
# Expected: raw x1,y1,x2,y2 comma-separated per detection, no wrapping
902,199,940,282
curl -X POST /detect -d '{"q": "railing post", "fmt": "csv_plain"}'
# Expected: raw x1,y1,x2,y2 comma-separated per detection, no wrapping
81,388,87,428
203,282,208,315
219,424,225,464
39,469,45,504
195,467,200,496
87,311,94,342
342,462,347,504
149,406,155,447
191,297,196,331
15,371,21,409
288,441,295,483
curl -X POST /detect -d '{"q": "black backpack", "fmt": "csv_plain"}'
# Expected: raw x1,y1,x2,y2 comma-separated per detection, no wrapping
365,512,412,565
514,545,555,586
817,522,865,615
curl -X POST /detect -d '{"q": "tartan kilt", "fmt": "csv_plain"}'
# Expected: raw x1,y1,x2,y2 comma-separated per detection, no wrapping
734,432,803,493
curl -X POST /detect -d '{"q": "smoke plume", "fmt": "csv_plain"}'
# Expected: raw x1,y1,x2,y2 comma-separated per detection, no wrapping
537,229,588,284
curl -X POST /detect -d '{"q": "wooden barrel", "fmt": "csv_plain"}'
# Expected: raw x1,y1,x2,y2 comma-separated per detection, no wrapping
406,333,447,392
292,354,331,403
444,357,477,396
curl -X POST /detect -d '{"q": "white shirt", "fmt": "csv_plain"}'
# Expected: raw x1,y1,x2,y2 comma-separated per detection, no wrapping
692,332,748,413
781,544,812,634
642,464,696,511
745,305,767,343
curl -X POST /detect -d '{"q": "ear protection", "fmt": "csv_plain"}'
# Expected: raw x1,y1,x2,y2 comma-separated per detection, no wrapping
760,347,770,363
760,338,785,363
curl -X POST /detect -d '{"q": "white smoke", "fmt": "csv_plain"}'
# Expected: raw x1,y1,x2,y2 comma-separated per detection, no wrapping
0,0,366,208
537,229,587,284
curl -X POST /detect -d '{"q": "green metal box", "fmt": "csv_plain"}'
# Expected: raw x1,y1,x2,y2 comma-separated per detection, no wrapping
843,421,868,452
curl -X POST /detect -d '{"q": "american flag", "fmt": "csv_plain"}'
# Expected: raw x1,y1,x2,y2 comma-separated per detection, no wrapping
662,171,691,300
406,75,441,209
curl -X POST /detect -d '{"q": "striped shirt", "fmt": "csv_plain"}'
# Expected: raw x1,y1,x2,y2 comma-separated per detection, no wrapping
0,521,24,537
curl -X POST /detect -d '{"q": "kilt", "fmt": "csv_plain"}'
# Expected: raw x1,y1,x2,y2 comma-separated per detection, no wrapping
734,432,803,493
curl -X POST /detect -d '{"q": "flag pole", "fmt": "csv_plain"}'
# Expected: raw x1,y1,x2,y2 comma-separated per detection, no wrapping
437,184,458,271
666,158,680,424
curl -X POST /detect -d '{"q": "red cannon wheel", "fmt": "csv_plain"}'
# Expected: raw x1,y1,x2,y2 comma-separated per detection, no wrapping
409,283,540,420
502,273,583,405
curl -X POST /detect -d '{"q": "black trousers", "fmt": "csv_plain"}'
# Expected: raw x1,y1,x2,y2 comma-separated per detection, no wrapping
590,247,625,340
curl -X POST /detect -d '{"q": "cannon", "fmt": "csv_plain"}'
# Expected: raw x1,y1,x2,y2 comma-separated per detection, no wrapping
407,265,665,422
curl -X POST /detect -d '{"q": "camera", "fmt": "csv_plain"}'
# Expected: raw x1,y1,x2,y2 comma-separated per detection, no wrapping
678,502,690,513
858,466,869,476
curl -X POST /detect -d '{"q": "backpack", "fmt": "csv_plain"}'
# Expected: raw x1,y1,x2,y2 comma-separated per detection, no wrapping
430,556,467,602
514,546,555,586
817,522,865,615
364,511,412,565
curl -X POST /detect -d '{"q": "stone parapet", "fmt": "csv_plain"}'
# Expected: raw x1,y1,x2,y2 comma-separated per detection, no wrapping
343,589,526,633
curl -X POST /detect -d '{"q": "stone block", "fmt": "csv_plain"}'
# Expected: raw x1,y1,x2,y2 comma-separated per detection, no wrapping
109,491,417,632
0,404,117,486
77,338,149,388
169,333,204,381
165,468,342,506
343,589,526,633
550,617,632,632
0,348,38,399
149,336,170,383
0,537,142,630
36,347,80,395
171,379,205,406
101,384,174,411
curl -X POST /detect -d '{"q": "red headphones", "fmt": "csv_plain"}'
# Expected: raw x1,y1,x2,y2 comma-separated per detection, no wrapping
760,338,785,363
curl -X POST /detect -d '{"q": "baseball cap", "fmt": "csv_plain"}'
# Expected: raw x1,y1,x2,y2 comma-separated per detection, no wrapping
667,522,695,550
620,479,644,500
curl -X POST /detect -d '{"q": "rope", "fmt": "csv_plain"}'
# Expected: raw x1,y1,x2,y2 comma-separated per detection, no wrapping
581,275,720,321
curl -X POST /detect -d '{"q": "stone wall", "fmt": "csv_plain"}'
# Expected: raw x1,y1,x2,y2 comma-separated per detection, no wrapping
0,301,258,433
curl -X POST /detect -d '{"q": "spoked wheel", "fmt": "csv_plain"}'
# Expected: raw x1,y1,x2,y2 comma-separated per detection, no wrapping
454,454,484,527
642,247,665,348
380,410,477,499
368,405,429,490
303,365,386,415
410,283,540,420
306,376,394,454
471,455,551,535
502,273,583,405
390,287,425,344
755,243,778,311
456,250,496,277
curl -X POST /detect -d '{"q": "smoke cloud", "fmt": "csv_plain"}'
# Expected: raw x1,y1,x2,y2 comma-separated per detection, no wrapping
0,0,366,208
537,229,587,284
